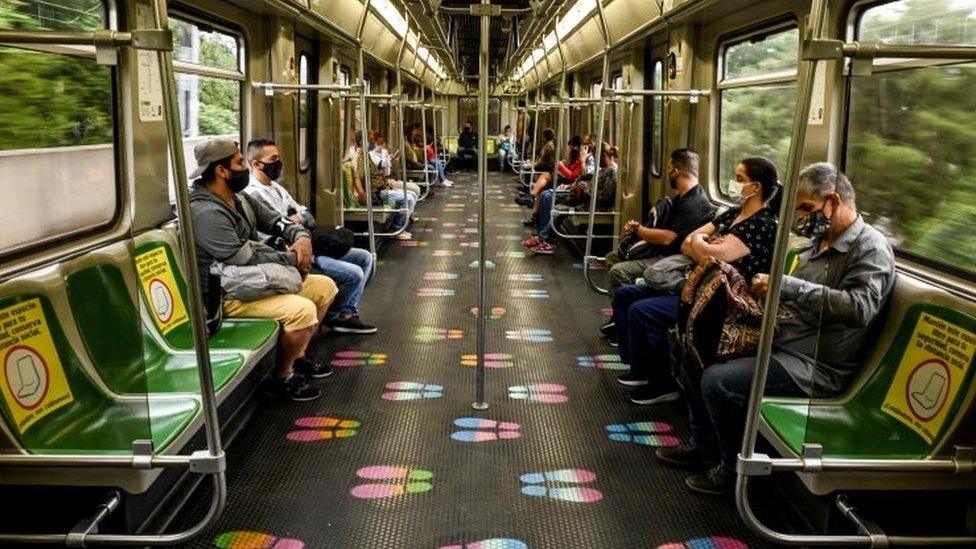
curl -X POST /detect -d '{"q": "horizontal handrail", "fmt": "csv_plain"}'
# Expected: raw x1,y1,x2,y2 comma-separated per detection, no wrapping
0,29,171,50
252,81,356,92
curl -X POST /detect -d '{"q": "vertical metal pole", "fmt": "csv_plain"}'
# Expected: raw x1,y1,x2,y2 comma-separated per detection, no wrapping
472,0,490,410
736,0,830,526
357,1,376,266
421,86,430,185
530,89,540,182
395,35,410,203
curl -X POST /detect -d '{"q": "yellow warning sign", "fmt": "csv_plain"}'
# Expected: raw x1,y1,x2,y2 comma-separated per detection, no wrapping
881,312,976,444
135,247,188,334
0,298,74,433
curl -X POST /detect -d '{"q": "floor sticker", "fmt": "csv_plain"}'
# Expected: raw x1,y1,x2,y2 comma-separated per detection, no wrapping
577,354,627,371
433,250,464,257
439,234,459,239
510,289,549,299
330,350,388,368
451,418,520,442
287,417,361,442
463,228,478,234
470,306,506,319
657,537,748,549
508,273,543,282
606,422,679,447
424,272,460,281
442,222,458,228
399,240,429,247
468,260,496,269
601,307,613,317
214,531,304,549
461,353,514,369
460,242,480,248
350,466,434,499
495,251,527,259
508,384,568,403
520,469,603,503
415,327,464,342
439,539,528,549
445,203,466,208
505,329,553,343
382,382,444,401
496,235,523,241
417,288,456,297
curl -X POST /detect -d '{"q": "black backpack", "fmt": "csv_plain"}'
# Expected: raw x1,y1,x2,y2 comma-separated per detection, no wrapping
312,226,355,259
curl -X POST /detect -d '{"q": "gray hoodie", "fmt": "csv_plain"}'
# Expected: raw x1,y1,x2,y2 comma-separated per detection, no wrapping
189,182,310,302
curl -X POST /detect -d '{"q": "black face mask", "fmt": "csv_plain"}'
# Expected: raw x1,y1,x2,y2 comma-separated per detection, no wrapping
261,160,283,181
227,168,250,193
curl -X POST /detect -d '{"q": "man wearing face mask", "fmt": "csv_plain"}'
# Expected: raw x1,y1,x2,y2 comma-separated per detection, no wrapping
600,148,712,340
245,138,377,335
189,139,339,402
657,162,895,495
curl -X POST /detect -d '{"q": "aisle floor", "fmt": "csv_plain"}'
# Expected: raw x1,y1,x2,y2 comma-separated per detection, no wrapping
178,172,772,549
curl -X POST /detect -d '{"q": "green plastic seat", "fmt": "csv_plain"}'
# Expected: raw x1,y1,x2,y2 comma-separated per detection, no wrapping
762,303,976,460
131,241,278,353
64,264,245,394
0,294,199,455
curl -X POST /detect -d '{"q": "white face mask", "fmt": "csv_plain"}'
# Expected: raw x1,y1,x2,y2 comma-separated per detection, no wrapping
727,179,758,204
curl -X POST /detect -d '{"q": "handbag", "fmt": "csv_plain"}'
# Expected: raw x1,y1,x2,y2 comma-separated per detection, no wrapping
312,226,355,259
643,253,695,293
210,261,303,302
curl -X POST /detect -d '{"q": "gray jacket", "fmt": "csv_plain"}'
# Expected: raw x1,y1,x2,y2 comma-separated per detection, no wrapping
189,182,310,302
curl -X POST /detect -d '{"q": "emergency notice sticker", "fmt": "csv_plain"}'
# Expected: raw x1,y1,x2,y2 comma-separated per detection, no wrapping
881,312,976,444
135,247,189,334
0,298,74,433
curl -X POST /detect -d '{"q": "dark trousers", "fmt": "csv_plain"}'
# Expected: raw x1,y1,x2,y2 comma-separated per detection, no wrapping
680,354,806,467
611,285,679,388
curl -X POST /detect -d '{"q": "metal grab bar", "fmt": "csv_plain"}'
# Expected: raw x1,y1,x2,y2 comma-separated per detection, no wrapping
735,1,976,545
252,81,355,92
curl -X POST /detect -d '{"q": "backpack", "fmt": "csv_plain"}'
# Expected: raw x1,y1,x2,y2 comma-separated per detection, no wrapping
312,226,355,259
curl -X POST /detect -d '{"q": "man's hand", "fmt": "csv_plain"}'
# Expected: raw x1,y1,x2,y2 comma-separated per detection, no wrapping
751,273,769,298
623,219,640,234
289,235,313,273
391,150,401,160
288,214,305,225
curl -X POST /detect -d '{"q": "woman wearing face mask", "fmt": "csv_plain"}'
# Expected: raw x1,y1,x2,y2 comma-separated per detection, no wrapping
612,156,783,405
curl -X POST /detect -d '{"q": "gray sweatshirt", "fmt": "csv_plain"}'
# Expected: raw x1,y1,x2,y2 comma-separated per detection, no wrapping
189,182,310,302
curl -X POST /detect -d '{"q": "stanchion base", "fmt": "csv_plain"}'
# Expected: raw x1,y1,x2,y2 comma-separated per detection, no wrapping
471,401,489,410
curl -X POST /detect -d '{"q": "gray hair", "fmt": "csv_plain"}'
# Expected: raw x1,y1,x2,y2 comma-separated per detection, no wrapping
798,162,855,206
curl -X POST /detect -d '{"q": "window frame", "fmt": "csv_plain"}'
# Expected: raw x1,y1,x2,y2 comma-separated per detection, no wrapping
0,0,124,262
711,17,800,201
840,0,976,284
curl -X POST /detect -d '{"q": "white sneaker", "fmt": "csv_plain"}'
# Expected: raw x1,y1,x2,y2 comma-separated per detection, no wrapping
393,231,412,240
440,180,455,187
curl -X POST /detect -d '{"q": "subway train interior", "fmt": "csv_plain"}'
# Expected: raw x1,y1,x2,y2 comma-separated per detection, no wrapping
1,0,976,547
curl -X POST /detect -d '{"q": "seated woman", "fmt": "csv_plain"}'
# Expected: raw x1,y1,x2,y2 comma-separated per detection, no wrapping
517,135,584,208
351,131,417,240
515,127,555,186
524,143,618,255
370,131,423,198
612,156,782,405
497,125,515,171
425,130,455,188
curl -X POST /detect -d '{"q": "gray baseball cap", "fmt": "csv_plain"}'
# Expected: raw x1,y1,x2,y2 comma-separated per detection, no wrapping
188,138,240,179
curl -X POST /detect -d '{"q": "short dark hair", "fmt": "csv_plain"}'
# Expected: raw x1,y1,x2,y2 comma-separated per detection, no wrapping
199,154,236,185
246,138,276,162
670,148,700,177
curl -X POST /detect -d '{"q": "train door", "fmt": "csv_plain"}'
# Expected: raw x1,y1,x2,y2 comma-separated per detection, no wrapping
296,34,318,215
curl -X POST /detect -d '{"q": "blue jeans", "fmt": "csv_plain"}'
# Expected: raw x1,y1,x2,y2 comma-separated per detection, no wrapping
680,354,805,467
314,247,373,319
611,285,679,387
428,160,447,183
537,189,554,242
379,189,416,232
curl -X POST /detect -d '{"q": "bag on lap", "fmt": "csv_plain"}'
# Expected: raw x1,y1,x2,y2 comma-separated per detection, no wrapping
643,253,695,293
617,196,672,261
210,260,303,302
311,226,355,259
679,257,764,369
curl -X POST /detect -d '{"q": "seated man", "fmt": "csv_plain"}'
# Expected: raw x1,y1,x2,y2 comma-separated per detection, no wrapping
188,139,339,402
600,149,712,341
457,120,478,171
657,162,896,495
244,138,377,335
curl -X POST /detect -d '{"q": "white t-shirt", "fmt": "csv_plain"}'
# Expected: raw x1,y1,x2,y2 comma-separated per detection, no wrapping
244,177,309,239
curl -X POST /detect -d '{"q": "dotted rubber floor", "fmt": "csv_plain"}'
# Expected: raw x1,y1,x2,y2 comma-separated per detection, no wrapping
175,171,774,549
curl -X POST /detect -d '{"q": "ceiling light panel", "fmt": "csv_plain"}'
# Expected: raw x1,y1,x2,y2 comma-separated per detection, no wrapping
372,0,408,38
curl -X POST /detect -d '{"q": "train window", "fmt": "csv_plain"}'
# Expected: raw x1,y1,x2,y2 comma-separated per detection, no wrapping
845,0,976,278
169,14,244,192
651,59,664,177
0,0,118,256
299,53,311,173
458,97,501,134
717,25,798,196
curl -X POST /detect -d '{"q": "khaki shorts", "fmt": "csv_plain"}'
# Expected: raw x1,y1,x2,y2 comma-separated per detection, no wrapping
224,274,338,332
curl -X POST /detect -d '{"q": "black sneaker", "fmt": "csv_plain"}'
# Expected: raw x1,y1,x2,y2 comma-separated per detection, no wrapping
265,373,321,402
685,463,736,495
327,316,378,334
515,196,535,207
615,372,648,387
655,443,716,469
294,356,334,379
522,217,538,227
606,332,619,348
599,320,616,337
628,384,680,405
